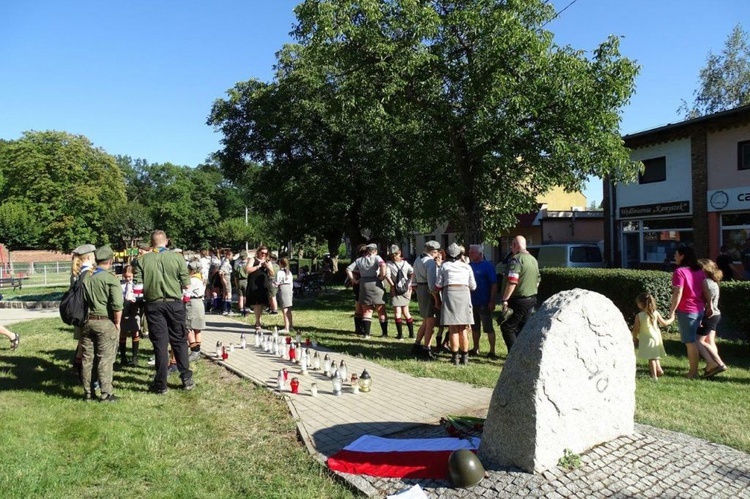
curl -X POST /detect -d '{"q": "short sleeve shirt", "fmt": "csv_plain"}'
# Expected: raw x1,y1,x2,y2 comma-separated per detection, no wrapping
469,259,497,305
672,266,706,314
504,252,539,298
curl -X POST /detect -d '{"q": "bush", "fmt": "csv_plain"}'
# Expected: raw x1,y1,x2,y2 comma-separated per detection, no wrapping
537,268,749,341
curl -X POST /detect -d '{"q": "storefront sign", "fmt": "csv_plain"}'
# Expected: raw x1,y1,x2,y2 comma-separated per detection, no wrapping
619,201,690,219
707,187,750,212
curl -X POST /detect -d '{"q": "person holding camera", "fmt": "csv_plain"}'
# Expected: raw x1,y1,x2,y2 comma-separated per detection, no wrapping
245,245,276,331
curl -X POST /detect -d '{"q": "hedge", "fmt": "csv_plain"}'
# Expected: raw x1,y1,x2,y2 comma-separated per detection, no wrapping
538,268,750,341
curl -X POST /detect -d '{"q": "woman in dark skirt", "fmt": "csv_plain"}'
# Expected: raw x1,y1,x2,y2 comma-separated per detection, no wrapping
346,243,387,338
245,245,275,331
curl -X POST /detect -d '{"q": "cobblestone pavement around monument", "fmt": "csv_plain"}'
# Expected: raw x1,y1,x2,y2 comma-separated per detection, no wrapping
3,306,748,498
198,314,750,499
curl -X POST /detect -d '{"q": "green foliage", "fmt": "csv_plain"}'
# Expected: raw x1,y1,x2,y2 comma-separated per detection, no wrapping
538,268,750,341
0,131,127,251
680,24,750,118
211,0,640,247
558,449,582,471
0,200,43,249
102,200,154,249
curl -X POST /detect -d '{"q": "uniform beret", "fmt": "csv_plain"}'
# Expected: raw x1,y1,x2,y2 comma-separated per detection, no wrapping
424,240,440,251
239,250,248,258
447,243,462,257
73,244,96,255
365,243,378,250
389,244,400,255
94,245,114,262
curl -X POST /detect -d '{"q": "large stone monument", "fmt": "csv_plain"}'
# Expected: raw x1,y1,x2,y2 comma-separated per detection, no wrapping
478,288,635,473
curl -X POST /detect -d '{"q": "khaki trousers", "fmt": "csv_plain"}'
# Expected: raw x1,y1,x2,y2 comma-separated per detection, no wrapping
81,319,118,398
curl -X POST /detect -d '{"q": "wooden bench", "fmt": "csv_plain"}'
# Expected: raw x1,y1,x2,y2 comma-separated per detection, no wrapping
0,277,23,291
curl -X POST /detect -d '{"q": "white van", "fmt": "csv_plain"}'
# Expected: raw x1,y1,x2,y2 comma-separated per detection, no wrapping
527,244,605,269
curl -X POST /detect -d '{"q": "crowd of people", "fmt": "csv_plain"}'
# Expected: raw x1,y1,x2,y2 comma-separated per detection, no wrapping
346,236,540,366
34,229,742,402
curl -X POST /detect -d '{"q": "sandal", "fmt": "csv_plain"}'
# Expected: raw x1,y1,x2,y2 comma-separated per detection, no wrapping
10,333,19,351
702,365,728,378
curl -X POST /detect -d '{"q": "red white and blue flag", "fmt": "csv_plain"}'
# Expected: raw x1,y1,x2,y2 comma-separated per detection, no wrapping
327,435,481,479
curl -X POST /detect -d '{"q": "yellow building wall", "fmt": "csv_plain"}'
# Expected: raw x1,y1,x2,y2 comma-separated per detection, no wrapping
537,186,587,210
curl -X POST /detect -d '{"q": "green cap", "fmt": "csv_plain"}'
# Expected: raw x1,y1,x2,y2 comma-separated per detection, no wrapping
94,245,114,262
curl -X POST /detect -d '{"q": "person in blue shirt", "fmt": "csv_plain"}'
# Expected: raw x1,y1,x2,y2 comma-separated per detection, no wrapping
468,244,498,359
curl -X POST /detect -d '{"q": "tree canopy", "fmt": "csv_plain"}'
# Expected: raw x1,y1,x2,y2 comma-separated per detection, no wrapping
680,24,750,118
211,0,641,245
0,136,254,252
0,131,127,251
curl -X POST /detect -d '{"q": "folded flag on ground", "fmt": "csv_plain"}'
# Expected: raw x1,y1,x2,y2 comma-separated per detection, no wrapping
327,435,481,479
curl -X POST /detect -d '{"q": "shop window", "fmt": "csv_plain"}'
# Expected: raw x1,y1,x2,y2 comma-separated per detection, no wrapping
721,213,750,261
738,140,750,171
638,156,667,184
643,229,693,263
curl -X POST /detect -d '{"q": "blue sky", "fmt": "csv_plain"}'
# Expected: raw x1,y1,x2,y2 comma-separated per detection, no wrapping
0,1,743,205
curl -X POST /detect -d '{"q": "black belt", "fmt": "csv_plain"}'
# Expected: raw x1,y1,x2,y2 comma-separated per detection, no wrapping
417,282,428,285
511,295,537,300
88,315,109,321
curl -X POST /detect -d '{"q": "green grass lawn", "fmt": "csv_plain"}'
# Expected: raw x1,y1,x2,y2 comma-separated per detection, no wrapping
0,318,354,499
1,286,748,498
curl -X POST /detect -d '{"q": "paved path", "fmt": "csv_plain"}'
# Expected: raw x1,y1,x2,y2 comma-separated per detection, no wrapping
199,316,492,458
199,315,750,499
0,306,60,326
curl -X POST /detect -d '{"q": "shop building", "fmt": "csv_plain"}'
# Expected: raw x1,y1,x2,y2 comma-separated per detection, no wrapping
604,104,750,271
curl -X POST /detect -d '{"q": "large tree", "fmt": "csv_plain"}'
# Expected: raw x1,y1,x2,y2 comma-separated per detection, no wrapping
0,131,126,251
680,24,750,118
290,0,641,243
209,47,436,254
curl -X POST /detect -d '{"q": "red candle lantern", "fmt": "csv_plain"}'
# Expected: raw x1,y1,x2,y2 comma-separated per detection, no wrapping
290,378,300,394
221,346,228,361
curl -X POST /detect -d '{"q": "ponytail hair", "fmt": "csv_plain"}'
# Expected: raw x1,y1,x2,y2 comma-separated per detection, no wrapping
636,292,657,326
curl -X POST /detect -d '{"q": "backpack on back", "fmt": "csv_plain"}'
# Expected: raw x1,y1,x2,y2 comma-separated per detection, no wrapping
393,263,410,296
60,271,90,327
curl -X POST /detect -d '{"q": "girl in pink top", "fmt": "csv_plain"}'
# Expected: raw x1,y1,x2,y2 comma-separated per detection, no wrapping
668,245,712,379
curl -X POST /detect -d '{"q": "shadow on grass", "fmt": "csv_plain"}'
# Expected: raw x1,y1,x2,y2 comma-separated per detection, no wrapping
0,350,78,398
660,338,750,383
0,345,164,399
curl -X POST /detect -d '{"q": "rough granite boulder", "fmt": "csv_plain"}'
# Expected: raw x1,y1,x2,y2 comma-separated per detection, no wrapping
478,288,635,473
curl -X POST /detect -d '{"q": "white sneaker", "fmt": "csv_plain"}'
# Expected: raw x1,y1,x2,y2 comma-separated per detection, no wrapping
147,357,156,366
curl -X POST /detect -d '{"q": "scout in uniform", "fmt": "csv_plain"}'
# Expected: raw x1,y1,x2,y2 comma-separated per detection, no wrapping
81,245,123,402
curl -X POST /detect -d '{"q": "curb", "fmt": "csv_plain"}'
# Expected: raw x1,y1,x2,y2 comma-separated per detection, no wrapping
0,301,60,309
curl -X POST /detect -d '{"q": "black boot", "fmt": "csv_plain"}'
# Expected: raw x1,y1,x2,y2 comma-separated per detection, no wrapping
130,341,140,366
354,316,363,336
406,318,415,339
362,318,372,338
380,320,388,337
451,351,460,366
395,319,403,340
460,351,469,366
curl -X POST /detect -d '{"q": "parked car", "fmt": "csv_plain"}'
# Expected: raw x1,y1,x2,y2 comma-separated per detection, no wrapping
527,244,605,269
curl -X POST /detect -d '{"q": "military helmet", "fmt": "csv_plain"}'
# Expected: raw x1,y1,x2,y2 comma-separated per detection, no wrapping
448,449,485,488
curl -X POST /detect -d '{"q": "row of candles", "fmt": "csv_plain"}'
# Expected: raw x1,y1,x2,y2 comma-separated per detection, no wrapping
214,327,373,395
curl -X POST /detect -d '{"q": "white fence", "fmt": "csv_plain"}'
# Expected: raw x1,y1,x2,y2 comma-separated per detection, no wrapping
0,261,72,287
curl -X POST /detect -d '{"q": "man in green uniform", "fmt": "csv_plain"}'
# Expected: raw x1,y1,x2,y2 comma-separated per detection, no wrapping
81,245,123,402
499,235,540,351
133,230,193,394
